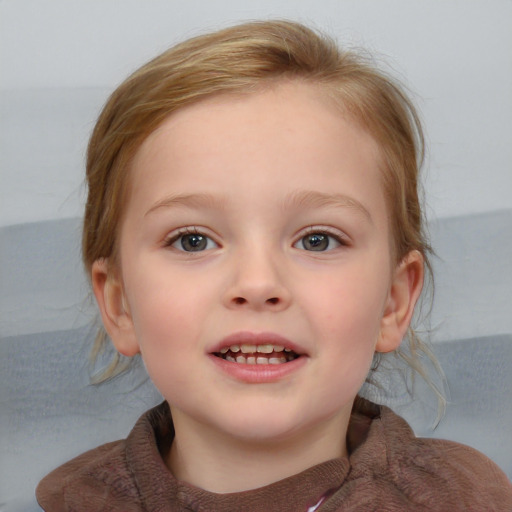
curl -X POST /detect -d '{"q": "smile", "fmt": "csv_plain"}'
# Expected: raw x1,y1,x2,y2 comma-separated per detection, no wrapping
210,332,307,383
212,332,303,367
216,344,299,364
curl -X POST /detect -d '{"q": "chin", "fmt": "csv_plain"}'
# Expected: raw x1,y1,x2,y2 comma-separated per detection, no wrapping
193,405,305,444
214,406,335,445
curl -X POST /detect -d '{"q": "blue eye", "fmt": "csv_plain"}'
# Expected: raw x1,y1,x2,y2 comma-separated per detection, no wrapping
168,231,218,252
296,232,342,252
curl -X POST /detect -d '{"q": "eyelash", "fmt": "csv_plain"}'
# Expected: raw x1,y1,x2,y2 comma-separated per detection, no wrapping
163,227,218,252
294,227,349,252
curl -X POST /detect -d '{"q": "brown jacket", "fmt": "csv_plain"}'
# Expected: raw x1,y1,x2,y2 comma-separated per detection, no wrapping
36,400,512,511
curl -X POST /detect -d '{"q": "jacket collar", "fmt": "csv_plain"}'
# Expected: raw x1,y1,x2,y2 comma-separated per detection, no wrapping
125,399,386,512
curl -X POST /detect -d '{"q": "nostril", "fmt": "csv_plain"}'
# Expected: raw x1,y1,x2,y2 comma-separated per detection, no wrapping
233,297,247,305
266,297,279,305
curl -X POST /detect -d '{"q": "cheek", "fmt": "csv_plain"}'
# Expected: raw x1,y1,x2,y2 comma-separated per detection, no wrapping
122,264,181,346
307,264,389,335
125,278,205,400
317,295,385,401
123,260,219,355
301,260,390,390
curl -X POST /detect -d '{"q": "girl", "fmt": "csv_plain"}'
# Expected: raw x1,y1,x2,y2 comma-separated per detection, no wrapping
36,20,512,511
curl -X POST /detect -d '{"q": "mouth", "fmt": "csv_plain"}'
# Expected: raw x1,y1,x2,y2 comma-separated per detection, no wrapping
214,343,300,364
212,332,303,366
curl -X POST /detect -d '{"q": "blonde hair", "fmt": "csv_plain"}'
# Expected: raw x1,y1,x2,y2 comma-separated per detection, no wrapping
84,20,443,409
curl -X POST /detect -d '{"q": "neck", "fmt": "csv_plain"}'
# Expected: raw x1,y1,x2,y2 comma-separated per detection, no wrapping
166,408,351,493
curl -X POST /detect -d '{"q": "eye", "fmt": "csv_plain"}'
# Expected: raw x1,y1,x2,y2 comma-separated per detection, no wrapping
294,231,343,252
166,230,218,252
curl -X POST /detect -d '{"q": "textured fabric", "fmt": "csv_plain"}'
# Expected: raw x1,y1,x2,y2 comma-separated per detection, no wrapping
36,399,512,512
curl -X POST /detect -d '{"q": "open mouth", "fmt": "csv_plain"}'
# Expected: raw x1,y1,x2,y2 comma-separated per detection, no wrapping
214,343,300,365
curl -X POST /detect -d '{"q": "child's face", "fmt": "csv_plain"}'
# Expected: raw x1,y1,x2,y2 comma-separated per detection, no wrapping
98,82,415,444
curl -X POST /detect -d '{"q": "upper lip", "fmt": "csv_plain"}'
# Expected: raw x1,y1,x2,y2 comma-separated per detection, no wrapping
210,331,305,355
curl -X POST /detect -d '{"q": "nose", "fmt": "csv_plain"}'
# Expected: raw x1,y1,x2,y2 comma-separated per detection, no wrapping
223,245,292,312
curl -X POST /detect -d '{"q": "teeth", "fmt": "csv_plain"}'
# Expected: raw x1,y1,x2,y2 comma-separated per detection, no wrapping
218,343,298,364
256,344,285,353
269,357,287,364
223,354,292,365
221,344,289,354
256,344,273,354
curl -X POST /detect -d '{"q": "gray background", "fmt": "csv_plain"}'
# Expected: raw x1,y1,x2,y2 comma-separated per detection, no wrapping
1,0,511,509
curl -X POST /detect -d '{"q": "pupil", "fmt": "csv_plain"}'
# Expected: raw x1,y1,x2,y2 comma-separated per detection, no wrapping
305,234,328,251
182,234,206,251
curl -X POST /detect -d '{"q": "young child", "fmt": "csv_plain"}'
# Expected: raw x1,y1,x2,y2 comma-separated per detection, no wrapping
36,20,512,511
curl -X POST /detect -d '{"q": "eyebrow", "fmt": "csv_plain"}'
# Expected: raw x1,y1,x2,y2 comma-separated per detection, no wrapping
144,190,372,223
284,190,373,223
144,193,226,217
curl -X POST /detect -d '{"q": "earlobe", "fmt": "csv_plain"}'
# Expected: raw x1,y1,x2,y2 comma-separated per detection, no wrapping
91,259,140,357
376,250,424,353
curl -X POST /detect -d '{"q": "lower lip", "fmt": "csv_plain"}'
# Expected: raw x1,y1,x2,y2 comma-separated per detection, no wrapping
208,354,307,383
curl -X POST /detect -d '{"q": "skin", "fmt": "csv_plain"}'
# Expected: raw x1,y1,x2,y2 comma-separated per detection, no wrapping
92,81,423,493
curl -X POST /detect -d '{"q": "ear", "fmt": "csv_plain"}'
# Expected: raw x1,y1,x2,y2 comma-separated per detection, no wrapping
376,250,424,353
91,258,140,357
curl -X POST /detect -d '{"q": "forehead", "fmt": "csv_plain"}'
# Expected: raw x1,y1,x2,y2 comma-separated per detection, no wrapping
131,81,381,178
125,81,386,226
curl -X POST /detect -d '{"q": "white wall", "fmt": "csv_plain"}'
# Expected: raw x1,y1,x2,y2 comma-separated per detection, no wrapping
1,0,511,227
